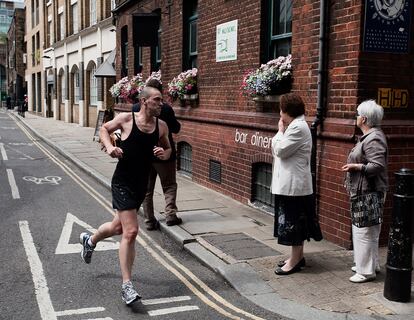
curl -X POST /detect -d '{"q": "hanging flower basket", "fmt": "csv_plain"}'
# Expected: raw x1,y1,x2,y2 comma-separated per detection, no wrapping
168,68,198,105
109,71,162,104
241,55,293,110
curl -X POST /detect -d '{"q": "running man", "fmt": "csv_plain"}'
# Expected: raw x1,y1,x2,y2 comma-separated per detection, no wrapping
79,86,171,305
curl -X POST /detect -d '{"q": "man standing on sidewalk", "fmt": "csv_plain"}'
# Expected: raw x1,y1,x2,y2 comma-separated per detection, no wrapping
132,79,182,229
79,85,171,305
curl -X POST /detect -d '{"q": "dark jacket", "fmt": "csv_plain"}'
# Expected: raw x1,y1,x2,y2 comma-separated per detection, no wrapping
345,128,388,195
132,103,181,162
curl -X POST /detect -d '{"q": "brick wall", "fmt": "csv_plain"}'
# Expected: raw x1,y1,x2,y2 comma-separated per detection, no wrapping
114,0,414,248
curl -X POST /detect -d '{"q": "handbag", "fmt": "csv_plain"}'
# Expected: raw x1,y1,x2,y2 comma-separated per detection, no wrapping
350,176,384,228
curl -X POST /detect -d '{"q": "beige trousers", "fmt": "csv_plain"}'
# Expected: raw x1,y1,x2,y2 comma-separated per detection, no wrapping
142,161,178,222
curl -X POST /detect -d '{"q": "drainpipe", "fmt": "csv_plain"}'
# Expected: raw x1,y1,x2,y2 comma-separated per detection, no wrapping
311,0,330,196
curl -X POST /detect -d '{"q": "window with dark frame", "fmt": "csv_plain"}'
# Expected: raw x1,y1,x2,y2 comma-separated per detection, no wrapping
134,46,143,74
251,163,275,210
262,0,292,63
121,26,128,77
151,19,161,72
178,142,192,176
183,0,198,70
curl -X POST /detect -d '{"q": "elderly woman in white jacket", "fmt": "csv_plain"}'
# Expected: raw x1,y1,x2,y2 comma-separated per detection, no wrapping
271,93,322,275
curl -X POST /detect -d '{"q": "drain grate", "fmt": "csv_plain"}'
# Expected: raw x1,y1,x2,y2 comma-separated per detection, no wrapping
201,233,281,260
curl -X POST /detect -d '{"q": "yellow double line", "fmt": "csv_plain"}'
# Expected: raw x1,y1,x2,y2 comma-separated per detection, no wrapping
13,115,267,320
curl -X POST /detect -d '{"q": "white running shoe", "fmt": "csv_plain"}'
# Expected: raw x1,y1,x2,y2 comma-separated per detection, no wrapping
121,281,141,305
79,232,95,264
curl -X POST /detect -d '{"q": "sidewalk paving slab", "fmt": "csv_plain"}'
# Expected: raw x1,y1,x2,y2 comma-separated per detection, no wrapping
11,111,414,320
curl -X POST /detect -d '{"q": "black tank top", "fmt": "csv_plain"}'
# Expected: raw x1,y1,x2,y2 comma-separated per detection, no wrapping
112,112,159,192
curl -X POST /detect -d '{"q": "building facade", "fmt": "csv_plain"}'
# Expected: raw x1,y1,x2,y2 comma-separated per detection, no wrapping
0,0,24,103
6,7,26,106
24,0,45,114
115,0,413,248
25,0,116,126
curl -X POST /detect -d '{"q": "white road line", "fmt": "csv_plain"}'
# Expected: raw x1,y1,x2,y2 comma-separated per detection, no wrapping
141,296,191,305
82,318,113,320
19,221,57,320
55,307,105,317
148,305,199,317
7,169,20,199
0,142,7,160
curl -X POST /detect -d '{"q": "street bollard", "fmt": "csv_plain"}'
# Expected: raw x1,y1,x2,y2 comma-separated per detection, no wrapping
384,168,414,302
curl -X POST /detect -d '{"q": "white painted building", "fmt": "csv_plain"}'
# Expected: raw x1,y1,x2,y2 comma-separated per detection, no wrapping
26,0,116,127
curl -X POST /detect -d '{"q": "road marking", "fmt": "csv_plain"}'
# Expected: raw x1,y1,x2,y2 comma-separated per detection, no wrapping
55,307,105,316
0,142,7,160
148,306,200,316
7,169,20,199
142,295,191,305
23,176,62,185
19,221,57,320
0,126,17,129
82,318,113,320
55,213,119,254
8,142,34,145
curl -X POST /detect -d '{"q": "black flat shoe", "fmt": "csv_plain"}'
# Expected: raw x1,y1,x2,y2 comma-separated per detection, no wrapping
277,257,306,268
274,261,303,275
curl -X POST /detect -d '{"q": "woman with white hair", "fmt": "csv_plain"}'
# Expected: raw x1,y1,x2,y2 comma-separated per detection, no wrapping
342,100,388,283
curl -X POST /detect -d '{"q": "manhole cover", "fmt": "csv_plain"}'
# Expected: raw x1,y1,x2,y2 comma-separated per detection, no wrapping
202,233,281,260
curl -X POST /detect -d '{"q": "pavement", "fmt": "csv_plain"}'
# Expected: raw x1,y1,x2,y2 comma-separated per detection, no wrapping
9,110,414,320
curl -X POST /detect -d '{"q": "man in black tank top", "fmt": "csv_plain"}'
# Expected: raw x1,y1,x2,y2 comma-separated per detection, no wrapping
78,86,171,305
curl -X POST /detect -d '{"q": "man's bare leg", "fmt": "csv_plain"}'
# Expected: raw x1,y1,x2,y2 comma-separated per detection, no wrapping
90,213,123,245
117,209,139,283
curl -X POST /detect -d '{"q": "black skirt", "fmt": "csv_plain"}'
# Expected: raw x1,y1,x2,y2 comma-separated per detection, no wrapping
274,194,323,246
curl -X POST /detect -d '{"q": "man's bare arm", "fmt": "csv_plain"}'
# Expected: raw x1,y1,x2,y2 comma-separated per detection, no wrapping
153,120,172,160
100,113,128,158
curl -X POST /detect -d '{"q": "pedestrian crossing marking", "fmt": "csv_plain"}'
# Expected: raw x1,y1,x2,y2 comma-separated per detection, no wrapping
141,295,191,305
55,307,106,317
55,213,119,255
148,306,200,316
142,296,199,316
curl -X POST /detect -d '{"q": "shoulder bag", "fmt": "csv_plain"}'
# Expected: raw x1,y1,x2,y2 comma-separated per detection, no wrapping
350,176,384,228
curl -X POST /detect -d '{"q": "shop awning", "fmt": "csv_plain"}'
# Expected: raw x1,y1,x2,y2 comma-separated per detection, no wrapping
94,49,116,78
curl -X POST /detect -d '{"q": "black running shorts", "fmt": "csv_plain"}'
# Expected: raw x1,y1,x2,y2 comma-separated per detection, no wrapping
112,182,145,211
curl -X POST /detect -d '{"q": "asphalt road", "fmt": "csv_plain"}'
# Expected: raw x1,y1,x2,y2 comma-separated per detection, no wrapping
0,109,286,320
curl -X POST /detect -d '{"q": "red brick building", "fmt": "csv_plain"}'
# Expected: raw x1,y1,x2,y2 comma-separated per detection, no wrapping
112,0,414,248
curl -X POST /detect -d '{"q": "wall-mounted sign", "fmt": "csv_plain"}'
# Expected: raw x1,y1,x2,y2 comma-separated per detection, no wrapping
234,129,272,149
216,20,238,62
377,88,409,108
363,0,411,53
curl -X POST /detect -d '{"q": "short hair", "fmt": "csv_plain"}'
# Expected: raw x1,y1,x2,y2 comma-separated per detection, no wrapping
357,100,384,127
146,79,163,91
139,86,160,99
279,93,305,118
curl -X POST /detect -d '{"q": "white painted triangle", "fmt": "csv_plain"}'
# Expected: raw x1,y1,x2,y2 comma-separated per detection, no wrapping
55,212,119,255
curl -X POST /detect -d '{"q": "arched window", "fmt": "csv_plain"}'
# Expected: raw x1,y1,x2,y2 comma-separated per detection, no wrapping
74,69,80,104
60,72,65,103
90,66,97,105
251,162,274,210
177,142,192,176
